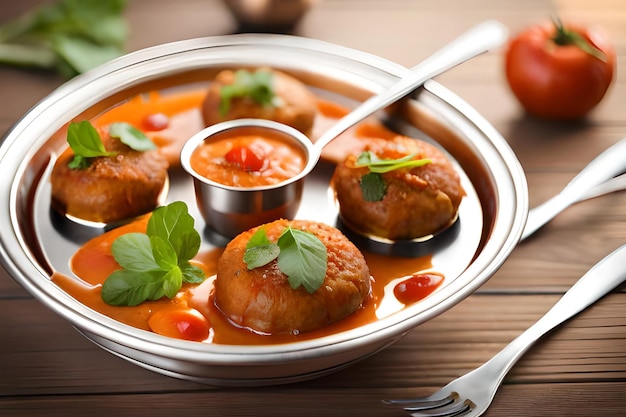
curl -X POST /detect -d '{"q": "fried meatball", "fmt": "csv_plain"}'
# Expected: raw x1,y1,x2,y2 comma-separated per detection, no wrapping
50,130,169,223
215,219,371,334
332,136,465,240
201,68,317,136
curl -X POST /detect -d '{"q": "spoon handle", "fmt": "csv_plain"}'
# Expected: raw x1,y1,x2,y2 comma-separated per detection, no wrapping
314,20,509,151
523,136,626,240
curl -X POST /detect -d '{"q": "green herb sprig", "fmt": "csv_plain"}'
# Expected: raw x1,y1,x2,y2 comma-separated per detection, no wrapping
66,120,155,169
219,69,281,116
243,226,328,294
0,0,128,79
101,201,205,306
355,151,431,202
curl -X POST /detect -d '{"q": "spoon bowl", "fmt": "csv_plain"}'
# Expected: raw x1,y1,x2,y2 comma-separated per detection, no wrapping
181,20,509,238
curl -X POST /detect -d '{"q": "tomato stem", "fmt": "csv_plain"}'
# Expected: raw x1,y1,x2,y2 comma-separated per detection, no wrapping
551,17,606,62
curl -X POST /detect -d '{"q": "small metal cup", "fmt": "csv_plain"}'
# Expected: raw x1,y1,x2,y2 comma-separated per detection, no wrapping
180,119,316,238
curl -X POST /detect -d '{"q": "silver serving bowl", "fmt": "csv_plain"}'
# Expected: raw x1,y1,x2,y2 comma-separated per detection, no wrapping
0,34,528,386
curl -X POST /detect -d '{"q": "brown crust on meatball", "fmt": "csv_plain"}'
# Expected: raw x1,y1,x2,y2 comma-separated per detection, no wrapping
201,68,317,136
332,136,465,240
50,131,169,223
214,219,371,334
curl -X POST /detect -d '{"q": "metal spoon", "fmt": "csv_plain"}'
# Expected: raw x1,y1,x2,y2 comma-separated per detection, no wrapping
181,20,509,237
522,136,626,240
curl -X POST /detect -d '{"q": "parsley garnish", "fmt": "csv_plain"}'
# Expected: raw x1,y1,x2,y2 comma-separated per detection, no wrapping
243,226,328,294
355,151,432,202
66,121,155,169
101,201,205,306
0,0,128,79
219,69,281,116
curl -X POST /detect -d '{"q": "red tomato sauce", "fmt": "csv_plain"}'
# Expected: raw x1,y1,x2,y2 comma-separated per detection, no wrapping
190,129,306,187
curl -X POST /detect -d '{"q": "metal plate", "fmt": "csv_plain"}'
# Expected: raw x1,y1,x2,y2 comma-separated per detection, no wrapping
0,34,527,385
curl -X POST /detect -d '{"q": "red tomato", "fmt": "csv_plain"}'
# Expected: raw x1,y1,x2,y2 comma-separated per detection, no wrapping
505,20,615,120
393,273,444,305
142,112,170,131
148,308,210,341
225,145,265,171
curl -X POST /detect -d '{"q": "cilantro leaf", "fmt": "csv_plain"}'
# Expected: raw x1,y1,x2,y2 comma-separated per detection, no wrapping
219,69,280,116
360,172,387,202
277,227,327,294
109,122,156,151
101,201,206,306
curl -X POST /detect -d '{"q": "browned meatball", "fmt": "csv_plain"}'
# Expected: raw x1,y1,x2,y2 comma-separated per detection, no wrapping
214,219,371,334
201,68,317,136
50,130,169,223
332,136,465,240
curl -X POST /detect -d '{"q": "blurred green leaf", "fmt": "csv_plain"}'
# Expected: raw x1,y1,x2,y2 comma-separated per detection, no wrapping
0,0,128,78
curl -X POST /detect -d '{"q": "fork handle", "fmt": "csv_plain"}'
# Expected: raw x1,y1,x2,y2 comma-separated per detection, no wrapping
522,136,626,240
476,244,626,391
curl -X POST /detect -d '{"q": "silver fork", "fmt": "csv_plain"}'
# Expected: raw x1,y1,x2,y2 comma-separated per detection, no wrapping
522,136,626,240
383,244,626,417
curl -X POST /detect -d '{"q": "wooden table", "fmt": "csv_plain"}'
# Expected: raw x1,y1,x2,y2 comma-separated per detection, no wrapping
1,1,625,416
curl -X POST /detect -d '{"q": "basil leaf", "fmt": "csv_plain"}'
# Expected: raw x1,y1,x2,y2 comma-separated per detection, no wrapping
101,269,169,306
54,35,124,75
360,172,387,202
67,120,115,158
244,244,280,270
67,154,89,170
246,227,273,249
243,227,280,269
219,69,278,116
147,201,200,261
102,201,205,306
109,122,156,151
277,227,327,294
180,262,206,284
150,235,178,271
111,233,161,272
161,266,183,299
0,0,128,78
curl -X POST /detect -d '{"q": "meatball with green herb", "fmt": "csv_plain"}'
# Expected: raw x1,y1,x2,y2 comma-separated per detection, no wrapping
332,135,464,241
201,68,317,136
214,219,371,335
